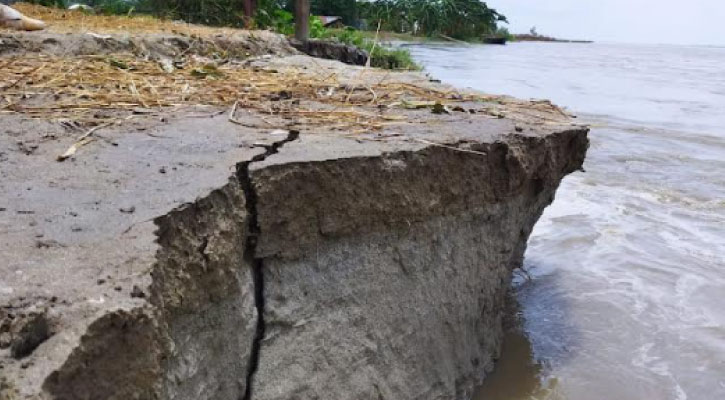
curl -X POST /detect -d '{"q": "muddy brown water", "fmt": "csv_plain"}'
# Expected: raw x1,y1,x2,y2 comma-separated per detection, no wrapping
408,42,725,400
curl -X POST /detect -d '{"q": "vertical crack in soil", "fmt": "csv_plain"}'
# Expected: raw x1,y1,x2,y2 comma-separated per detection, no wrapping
237,130,300,400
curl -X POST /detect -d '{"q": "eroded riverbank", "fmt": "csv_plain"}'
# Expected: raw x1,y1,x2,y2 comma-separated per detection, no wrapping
1,20,588,400
408,41,725,400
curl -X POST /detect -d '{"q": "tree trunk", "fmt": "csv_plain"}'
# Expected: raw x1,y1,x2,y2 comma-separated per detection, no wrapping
294,0,310,42
242,0,249,16
242,0,256,27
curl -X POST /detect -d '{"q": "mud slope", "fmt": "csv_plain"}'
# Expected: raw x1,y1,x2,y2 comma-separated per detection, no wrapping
248,126,587,400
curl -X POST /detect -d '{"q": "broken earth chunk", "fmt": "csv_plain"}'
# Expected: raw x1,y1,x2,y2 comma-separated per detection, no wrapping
4,311,52,359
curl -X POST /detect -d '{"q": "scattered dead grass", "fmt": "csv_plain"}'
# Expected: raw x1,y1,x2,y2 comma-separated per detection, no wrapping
8,2,243,37
3,3,470,125
0,53,489,131
0,4,575,164
1,4,571,135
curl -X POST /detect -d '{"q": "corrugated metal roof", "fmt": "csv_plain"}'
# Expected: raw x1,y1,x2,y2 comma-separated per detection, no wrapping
318,16,343,26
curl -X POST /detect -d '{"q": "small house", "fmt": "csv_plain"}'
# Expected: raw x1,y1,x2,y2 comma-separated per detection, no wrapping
318,16,344,28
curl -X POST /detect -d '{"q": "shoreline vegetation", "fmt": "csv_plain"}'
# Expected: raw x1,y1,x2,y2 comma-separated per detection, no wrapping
16,0,590,71
17,0,508,69
512,33,593,44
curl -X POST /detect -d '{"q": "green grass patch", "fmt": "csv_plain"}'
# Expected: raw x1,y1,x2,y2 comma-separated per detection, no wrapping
321,27,419,70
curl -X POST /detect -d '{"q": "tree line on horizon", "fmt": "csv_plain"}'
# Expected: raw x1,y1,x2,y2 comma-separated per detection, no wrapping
24,0,507,40
254,0,508,40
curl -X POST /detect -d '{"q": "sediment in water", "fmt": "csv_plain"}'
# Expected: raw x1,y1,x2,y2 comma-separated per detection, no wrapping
0,27,588,400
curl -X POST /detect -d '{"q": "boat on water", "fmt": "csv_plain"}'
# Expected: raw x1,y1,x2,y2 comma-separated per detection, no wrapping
483,36,507,45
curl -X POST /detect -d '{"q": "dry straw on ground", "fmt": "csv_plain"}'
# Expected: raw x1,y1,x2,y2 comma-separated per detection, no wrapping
0,53,480,130
1,4,570,136
8,2,241,36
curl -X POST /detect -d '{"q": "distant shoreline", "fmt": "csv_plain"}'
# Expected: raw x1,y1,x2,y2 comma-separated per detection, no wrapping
330,29,594,46
512,34,593,44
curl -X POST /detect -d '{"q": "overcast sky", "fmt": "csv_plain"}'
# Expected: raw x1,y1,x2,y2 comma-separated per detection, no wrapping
487,0,725,46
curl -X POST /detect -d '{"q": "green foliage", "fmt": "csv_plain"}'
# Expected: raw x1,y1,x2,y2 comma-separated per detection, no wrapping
137,0,248,26
22,0,419,70
93,0,136,15
309,15,327,38
495,26,513,41
30,0,247,26
323,27,418,70
252,2,416,70
23,0,69,7
26,0,506,43
255,7,294,35
328,27,365,47
310,0,358,26
255,9,324,38
26,0,137,15
371,46,417,70
359,0,507,40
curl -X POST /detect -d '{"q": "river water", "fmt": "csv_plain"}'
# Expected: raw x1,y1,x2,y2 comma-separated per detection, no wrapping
407,42,725,400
